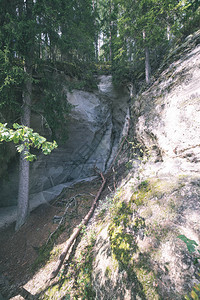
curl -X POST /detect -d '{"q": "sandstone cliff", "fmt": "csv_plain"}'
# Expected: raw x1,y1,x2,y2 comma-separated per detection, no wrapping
90,30,200,299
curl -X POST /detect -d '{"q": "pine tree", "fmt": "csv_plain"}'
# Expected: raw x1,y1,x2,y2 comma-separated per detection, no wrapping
0,0,96,229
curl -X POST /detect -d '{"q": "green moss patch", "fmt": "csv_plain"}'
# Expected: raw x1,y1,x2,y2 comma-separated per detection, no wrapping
106,181,169,298
131,178,177,207
135,267,159,300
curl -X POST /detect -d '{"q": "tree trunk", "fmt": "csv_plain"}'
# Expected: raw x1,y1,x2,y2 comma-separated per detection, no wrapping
143,30,151,84
15,148,30,230
109,1,112,62
15,60,32,231
15,0,33,231
92,0,99,61
145,45,151,84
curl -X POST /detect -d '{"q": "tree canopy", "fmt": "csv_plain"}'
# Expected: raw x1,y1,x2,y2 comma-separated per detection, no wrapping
96,0,199,85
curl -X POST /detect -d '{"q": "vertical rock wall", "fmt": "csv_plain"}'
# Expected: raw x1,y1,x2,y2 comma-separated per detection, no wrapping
0,75,130,207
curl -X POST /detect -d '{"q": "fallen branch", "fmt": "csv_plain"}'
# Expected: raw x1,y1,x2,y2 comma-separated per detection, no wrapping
50,173,106,279
46,193,95,245
50,116,130,280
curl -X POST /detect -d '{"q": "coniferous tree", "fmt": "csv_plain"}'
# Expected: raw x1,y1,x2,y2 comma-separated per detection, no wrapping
0,0,96,229
98,0,199,86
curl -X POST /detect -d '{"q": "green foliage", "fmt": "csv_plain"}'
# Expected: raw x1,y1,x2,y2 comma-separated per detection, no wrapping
178,235,199,253
97,0,199,87
0,48,24,120
177,235,200,299
0,0,97,140
178,235,200,265
185,284,200,300
131,180,151,207
0,122,57,161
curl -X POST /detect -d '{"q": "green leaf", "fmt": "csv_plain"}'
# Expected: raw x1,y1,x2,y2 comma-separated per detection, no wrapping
24,153,36,162
13,123,21,129
194,284,200,292
16,144,25,153
177,235,198,253
191,289,199,300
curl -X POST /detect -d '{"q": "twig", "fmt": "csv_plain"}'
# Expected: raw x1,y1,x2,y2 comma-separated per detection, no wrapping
46,199,75,245
112,167,116,192
46,192,96,245
50,173,106,279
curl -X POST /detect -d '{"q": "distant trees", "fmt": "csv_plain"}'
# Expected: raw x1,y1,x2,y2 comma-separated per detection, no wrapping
97,0,200,86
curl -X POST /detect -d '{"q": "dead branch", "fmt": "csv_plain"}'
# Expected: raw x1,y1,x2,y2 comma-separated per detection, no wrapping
112,167,116,192
50,173,106,279
50,116,130,280
46,193,95,245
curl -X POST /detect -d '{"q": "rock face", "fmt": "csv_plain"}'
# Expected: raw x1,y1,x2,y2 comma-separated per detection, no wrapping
90,31,200,299
135,31,200,170
0,75,129,207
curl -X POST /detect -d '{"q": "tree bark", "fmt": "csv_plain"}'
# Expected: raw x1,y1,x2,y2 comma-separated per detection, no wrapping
15,60,32,231
143,30,151,84
92,0,99,61
15,0,33,231
145,45,151,84
109,1,112,61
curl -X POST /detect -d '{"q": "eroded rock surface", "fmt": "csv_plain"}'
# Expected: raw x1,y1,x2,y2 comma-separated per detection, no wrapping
91,31,200,299
92,174,200,299
135,31,200,170
0,76,129,209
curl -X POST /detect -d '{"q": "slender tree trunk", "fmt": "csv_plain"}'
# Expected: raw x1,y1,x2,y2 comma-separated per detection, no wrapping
145,45,151,84
143,30,151,84
109,2,112,62
92,0,99,61
15,0,33,231
16,149,30,230
15,60,32,231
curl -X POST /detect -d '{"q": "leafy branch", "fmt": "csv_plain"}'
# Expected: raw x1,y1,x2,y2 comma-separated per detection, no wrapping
0,122,57,161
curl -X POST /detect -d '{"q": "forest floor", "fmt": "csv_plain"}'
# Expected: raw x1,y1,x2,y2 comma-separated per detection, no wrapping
0,165,126,300
0,178,102,299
